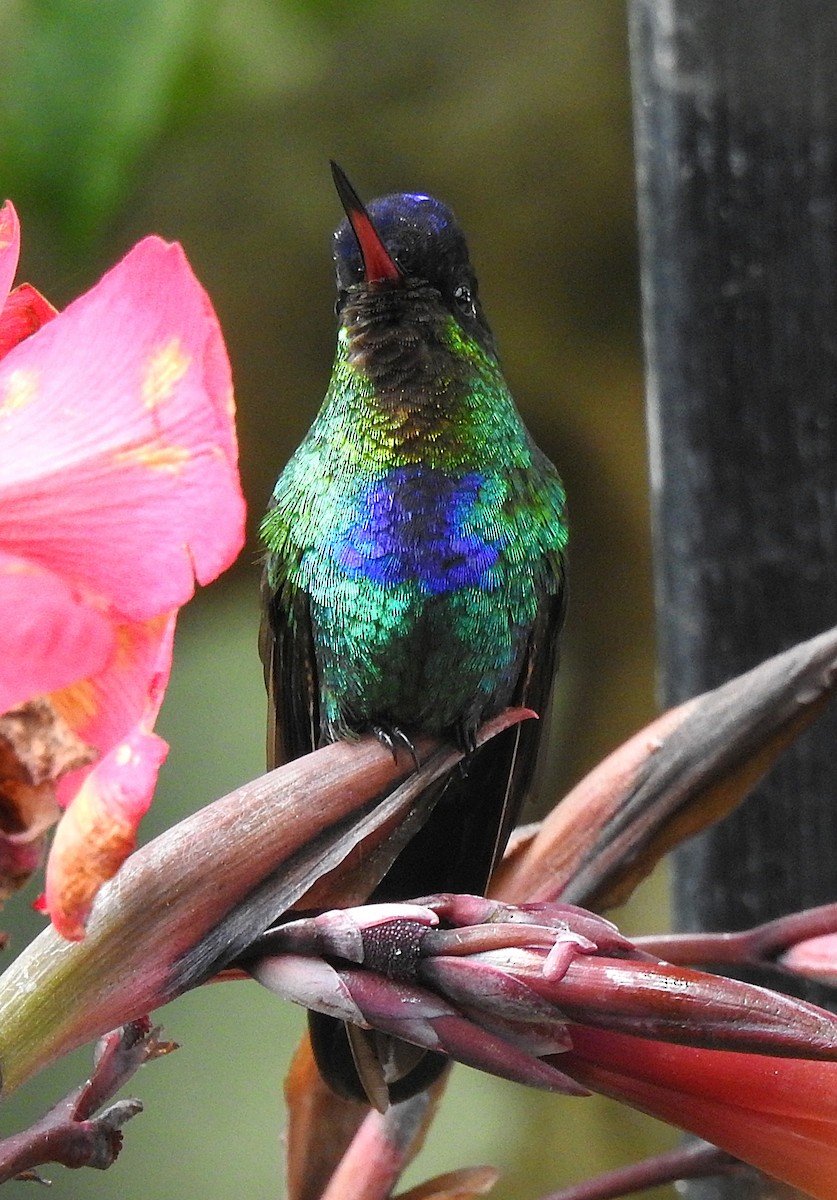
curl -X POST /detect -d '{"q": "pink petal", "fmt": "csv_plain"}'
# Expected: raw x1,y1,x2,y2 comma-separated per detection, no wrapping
0,284,58,359
0,236,246,620
0,201,20,313
45,728,169,940
0,552,115,713
51,610,176,807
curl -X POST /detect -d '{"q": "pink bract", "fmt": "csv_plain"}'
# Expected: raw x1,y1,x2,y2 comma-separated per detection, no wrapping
564,1025,837,1200
782,932,837,986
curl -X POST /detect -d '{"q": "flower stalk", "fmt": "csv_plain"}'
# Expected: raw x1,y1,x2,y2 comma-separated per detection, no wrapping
252,894,837,1200
0,714,526,1094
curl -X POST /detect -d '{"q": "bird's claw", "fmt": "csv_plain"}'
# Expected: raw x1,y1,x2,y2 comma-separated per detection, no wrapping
370,723,420,768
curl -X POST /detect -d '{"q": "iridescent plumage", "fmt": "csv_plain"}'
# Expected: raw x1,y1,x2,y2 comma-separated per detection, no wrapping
260,166,568,1104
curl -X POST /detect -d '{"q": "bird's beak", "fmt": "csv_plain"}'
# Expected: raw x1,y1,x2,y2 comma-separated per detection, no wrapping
331,161,403,284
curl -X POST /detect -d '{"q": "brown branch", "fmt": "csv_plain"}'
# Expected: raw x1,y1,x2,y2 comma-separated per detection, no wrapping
0,1019,175,1185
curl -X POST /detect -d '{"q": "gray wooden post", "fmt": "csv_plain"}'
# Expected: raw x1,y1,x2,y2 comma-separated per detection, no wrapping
629,2,837,1195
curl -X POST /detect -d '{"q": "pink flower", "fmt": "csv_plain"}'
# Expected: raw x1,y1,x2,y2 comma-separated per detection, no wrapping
0,200,246,939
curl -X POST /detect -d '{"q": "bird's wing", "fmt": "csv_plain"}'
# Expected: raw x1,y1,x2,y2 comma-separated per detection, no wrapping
490,580,567,872
258,566,320,768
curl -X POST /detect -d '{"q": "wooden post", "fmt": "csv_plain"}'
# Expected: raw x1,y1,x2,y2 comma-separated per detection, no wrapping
629,2,837,1195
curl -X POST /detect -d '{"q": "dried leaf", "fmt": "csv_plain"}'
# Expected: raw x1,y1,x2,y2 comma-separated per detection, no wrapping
0,699,94,901
0,698,94,785
397,1166,500,1199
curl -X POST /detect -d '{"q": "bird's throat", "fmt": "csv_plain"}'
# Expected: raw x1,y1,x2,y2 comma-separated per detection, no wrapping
342,282,470,406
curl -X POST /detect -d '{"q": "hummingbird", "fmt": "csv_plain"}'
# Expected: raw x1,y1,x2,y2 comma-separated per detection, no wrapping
259,163,568,1106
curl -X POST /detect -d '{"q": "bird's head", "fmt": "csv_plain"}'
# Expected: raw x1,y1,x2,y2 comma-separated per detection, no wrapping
330,162,494,355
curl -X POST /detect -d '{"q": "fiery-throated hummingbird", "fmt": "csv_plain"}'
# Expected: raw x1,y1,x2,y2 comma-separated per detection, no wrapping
260,163,568,1106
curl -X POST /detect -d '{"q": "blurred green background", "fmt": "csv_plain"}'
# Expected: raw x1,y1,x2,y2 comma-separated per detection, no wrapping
0,2,670,1197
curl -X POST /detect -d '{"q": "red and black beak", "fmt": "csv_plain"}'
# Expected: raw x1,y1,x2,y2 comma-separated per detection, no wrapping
330,161,403,284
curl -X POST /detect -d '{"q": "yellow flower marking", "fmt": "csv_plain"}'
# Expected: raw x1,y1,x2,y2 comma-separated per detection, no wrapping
1,559,39,576
0,367,39,416
50,612,171,730
114,441,190,473
142,338,190,409
51,678,99,729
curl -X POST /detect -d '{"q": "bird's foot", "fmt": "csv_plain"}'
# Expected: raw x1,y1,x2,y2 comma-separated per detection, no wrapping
369,722,420,768
454,719,479,756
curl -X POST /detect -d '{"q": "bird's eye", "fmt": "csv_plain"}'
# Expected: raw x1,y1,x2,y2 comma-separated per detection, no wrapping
453,284,476,317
